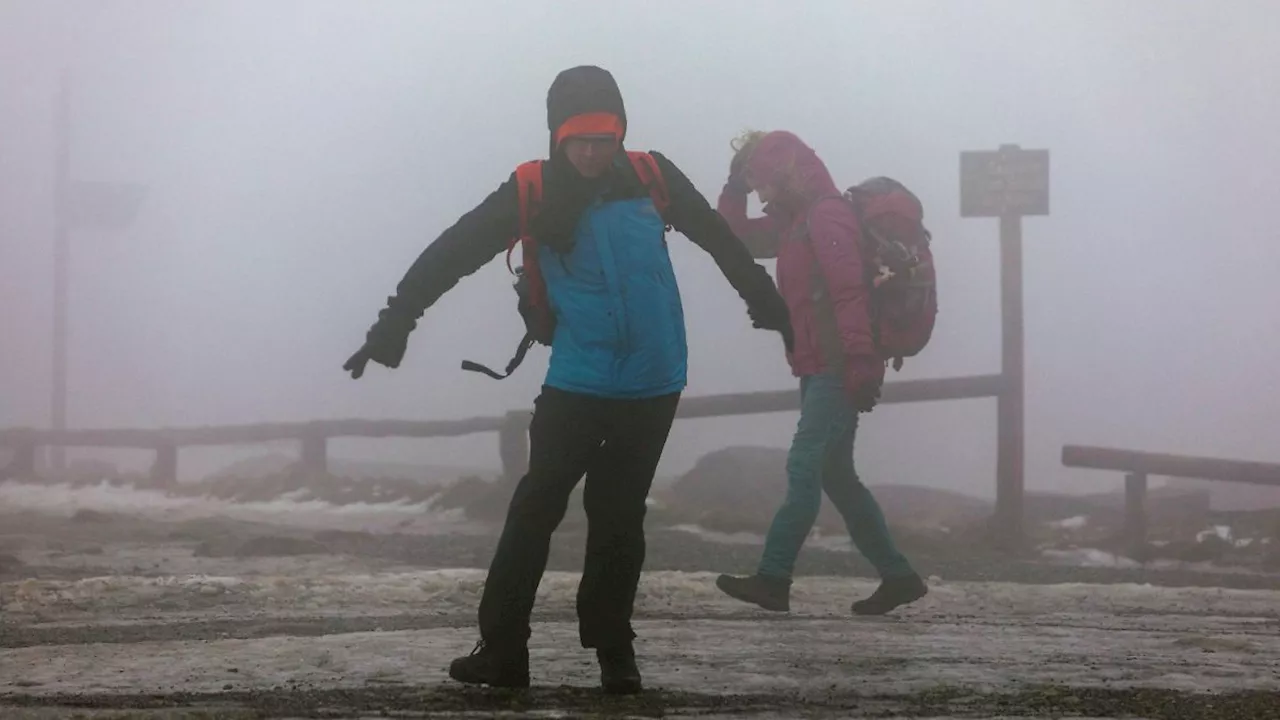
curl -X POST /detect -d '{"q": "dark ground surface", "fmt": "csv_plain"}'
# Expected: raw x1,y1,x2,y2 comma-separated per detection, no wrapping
3,685,1280,719
3,512,1280,718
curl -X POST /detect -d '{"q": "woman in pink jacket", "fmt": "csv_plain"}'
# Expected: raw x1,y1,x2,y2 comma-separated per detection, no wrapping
715,130,927,615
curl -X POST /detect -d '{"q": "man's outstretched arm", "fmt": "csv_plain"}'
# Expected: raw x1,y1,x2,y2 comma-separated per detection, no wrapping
345,174,520,378
648,150,793,351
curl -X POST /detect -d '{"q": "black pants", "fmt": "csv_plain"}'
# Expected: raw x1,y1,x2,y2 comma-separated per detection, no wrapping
477,386,681,649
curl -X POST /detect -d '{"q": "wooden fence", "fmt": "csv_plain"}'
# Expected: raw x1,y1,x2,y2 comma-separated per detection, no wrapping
1061,444,1280,554
1,374,1003,489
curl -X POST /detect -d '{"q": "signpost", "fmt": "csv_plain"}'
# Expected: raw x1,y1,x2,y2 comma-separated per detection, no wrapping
50,72,146,473
960,144,1050,547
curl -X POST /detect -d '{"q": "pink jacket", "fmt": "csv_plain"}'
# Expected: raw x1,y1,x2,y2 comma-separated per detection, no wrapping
717,131,883,394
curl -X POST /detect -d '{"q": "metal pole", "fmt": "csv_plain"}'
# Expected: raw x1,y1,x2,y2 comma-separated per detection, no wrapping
996,212,1025,547
50,71,71,474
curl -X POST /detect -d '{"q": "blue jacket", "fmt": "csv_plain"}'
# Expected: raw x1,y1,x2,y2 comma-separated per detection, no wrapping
541,195,687,398
369,150,791,395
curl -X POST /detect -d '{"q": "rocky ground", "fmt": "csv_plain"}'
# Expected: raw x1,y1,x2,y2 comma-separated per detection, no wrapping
2,503,1280,719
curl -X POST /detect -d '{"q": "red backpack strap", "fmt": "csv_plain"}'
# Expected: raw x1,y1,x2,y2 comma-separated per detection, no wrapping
626,151,670,220
509,161,551,337
459,162,551,379
508,160,544,273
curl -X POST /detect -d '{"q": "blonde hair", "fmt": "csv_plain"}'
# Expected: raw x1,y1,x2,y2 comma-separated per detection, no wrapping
730,129,813,200
730,129,768,155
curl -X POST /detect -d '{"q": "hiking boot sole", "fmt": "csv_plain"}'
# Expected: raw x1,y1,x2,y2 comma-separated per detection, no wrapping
448,664,530,689
715,575,790,612
851,584,928,616
602,677,643,695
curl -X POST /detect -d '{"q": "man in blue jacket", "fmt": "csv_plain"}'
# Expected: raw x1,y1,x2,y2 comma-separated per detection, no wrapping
344,65,792,694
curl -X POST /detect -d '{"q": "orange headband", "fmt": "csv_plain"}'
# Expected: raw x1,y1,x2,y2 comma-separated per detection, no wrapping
554,112,624,148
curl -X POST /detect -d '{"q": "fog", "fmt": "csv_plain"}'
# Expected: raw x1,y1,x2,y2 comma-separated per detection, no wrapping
2,0,1278,495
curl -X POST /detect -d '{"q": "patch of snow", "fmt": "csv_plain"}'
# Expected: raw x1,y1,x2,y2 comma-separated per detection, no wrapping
8,566,1280,626
1048,515,1089,530
1040,548,1141,569
668,524,765,546
668,524,853,553
1197,525,1233,543
2,572,1279,698
0,480,475,535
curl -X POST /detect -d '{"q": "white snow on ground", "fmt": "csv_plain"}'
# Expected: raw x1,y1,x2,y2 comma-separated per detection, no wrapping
1039,548,1141,569
0,480,474,534
6,567,1280,623
3,567,1279,697
1048,515,1089,530
1198,525,1234,543
669,524,855,553
1038,547,1274,576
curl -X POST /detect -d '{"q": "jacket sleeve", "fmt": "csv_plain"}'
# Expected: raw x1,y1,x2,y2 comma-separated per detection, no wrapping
648,151,785,312
807,199,881,377
382,173,520,320
716,185,783,259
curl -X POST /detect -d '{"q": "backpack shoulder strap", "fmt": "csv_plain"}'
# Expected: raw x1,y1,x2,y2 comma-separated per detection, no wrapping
626,151,670,219
462,161,549,380
507,160,545,273
514,160,544,231
801,194,857,241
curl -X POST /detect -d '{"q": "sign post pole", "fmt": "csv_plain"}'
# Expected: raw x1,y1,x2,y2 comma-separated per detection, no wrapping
960,144,1049,548
997,211,1024,546
48,71,147,474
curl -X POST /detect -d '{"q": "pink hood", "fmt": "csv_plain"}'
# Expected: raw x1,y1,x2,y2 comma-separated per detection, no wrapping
745,131,842,218
722,131,882,392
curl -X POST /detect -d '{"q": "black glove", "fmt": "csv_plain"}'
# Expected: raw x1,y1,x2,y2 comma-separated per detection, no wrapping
844,356,884,414
344,303,418,379
848,381,881,414
726,146,752,195
747,298,794,354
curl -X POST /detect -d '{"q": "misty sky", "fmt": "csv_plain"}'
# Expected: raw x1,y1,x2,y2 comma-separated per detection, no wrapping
2,0,1278,494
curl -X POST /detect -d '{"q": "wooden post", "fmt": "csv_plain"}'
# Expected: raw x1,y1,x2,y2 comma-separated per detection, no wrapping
995,212,1025,547
1124,472,1148,559
962,144,1048,549
150,444,178,488
499,410,530,483
299,433,328,476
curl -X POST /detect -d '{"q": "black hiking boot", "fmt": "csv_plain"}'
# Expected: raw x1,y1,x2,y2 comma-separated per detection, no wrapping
448,640,530,689
715,573,791,612
851,573,928,616
596,644,643,695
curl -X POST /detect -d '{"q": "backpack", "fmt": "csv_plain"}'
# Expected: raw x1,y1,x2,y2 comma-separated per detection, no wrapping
461,151,671,379
841,177,937,371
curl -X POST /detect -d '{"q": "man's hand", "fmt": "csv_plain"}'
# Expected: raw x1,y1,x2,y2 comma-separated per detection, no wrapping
344,305,416,379
343,345,374,379
748,299,794,353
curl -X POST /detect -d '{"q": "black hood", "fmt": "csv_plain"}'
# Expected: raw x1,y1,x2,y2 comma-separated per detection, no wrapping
546,65,627,155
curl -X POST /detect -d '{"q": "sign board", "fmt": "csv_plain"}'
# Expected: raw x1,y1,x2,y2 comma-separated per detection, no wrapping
960,146,1049,218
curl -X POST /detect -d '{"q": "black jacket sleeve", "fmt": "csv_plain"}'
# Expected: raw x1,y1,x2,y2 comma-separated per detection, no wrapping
382,173,520,320
649,151,790,320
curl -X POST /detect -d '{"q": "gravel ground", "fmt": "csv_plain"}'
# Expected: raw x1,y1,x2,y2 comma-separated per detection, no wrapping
3,512,1280,718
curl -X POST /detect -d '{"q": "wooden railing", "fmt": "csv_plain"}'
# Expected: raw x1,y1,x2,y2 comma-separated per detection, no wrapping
1061,444,1280,554
1,374,1003,488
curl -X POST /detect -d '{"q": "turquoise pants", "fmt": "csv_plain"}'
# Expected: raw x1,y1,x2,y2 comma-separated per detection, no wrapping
758,373,915,580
